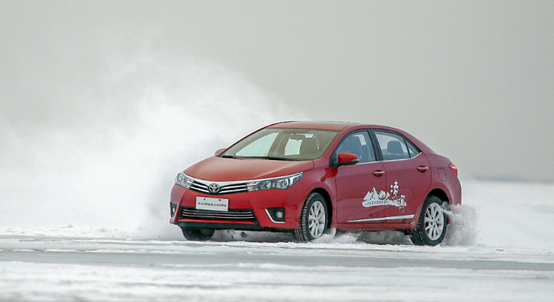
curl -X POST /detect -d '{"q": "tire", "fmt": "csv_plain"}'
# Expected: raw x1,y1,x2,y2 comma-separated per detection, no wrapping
181,227,215,241
410,195,448,246
294,193,328,242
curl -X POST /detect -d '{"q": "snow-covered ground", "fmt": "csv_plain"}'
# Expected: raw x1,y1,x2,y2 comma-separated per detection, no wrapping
1,237,553,302
1,179,554,301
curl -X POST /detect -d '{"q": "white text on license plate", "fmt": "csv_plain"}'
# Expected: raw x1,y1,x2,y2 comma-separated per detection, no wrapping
196,197,229,212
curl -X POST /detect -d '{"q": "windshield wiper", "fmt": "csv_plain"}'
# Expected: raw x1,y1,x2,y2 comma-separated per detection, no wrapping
222,155,295,161
257,156,295,161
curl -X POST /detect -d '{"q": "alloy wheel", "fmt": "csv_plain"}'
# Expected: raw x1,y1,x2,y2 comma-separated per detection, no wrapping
424,203,445,241
308,201,326,239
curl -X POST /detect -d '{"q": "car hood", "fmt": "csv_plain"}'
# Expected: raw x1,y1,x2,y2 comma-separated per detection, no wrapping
184,157,315,181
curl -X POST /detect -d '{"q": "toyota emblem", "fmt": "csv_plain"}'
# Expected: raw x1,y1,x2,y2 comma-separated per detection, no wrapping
208,183,220,194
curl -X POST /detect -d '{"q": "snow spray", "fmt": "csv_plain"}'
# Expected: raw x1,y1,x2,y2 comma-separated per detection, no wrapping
0,54,302,239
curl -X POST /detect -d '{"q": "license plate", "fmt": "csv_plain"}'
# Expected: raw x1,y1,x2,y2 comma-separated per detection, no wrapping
196,197,229,212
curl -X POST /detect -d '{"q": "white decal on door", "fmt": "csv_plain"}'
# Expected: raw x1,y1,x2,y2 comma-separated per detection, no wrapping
362,180,406,210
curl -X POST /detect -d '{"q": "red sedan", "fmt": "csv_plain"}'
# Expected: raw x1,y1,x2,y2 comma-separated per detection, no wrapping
170,122,461,245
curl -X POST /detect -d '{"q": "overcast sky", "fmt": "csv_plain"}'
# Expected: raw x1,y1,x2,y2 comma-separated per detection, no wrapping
1,1,553,182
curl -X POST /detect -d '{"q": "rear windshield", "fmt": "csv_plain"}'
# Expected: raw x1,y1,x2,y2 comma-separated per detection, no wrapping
221,128,339,161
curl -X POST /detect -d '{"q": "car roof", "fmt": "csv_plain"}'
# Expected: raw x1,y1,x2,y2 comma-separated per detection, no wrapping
267,121,399,132
268,121,359,131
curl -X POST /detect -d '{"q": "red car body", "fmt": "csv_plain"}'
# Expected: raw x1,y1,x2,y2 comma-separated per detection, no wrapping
170,122,461,245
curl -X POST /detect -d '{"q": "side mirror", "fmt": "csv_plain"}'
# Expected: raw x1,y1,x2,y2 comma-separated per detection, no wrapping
214,148,226,156
338,153,360,166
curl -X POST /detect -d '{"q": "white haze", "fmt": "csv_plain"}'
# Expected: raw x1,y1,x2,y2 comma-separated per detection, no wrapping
0,54,303,236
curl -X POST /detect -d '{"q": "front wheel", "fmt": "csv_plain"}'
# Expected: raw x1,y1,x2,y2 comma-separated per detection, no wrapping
410,195,448,246
181,227,215,241
294,193,328,242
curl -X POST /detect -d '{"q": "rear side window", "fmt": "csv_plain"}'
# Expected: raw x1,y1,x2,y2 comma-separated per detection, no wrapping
374,131,418,161
406,140,421,158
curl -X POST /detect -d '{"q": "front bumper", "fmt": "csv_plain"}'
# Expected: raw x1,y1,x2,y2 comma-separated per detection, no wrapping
170,183,307,230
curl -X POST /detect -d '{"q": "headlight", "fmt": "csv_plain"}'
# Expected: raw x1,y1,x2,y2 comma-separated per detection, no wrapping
175,172,193,189
247,172,303,192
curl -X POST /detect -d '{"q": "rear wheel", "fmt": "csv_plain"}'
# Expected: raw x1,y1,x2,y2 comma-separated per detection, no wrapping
410,195,448,246
181,227,215,241
294,193,328,242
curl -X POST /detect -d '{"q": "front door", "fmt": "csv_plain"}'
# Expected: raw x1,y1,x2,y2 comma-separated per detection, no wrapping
334,130,387,223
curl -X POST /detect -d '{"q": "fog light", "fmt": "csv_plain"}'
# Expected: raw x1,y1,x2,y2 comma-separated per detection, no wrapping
265,207,285,223
170,203,178,217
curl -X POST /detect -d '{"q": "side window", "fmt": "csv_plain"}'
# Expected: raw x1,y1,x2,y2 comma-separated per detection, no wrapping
374,131,410,161
336,131,376,163
406,140,421,158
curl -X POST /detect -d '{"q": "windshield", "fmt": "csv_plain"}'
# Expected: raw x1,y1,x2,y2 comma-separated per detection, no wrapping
221,128,339,161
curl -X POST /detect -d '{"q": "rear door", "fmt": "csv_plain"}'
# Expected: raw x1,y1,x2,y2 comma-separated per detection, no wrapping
372,130,431,223
334,130,387,223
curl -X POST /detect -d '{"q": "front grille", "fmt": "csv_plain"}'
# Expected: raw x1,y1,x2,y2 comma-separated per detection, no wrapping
190,181,210,194
219,183,249,194
180,207,256,221
190,180,248,195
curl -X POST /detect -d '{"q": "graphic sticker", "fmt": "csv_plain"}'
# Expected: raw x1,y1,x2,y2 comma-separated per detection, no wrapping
362,180,406,210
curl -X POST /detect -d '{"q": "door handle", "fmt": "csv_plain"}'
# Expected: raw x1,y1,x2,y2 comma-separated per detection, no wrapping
417,166,429,173
373,170,385,177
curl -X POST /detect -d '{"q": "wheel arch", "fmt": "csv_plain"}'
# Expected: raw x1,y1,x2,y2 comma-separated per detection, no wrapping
428,188,450,204
413,188,451,228
310,187,333,230
424,188,451,225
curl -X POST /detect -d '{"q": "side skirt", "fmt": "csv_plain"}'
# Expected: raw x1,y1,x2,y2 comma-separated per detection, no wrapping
347,214,415,223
